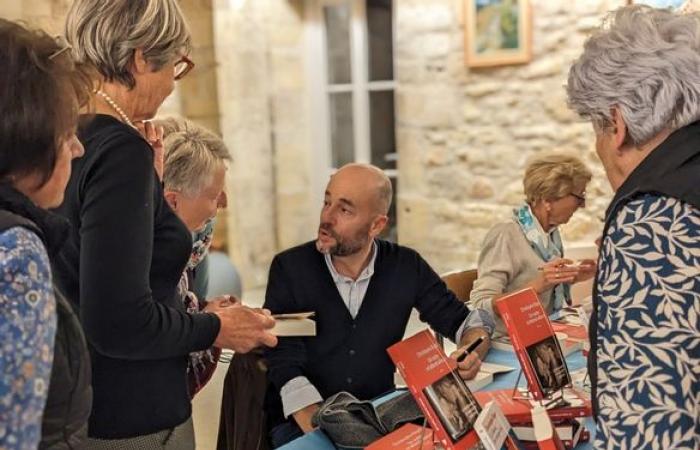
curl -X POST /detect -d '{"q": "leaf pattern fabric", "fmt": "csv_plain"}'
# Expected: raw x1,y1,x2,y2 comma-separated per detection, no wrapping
595,194,700,450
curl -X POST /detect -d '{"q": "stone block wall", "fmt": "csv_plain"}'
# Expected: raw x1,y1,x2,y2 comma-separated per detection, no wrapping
213,0,316,287
395,0,624,274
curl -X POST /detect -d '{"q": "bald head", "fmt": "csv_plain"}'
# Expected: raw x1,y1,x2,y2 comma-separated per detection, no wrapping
332,163,392,215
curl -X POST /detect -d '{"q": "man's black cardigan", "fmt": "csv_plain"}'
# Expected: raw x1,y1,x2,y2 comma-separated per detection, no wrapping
263,239,471,428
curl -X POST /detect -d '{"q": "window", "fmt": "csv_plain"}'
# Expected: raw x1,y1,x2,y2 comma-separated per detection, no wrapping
307,0,398,241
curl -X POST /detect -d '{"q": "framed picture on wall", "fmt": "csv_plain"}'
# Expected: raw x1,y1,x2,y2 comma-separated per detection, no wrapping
464,0,532,68
627,0,687,8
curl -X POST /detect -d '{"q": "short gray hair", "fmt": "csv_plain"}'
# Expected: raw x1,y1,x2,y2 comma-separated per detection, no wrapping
156,117,232,196
64,0,190,89
567,5,700,145
523,153,592,204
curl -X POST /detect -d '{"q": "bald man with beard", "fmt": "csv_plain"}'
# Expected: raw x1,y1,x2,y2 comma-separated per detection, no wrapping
263,164,495,448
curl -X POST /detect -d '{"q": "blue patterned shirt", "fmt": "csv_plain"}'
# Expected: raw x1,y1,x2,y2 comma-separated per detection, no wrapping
595,194,700,449
0,227,56,450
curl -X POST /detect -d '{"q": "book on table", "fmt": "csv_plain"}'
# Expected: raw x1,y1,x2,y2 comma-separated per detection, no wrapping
473,388,592,425
494,289,572,400
387,330,485,450
528,406,566,450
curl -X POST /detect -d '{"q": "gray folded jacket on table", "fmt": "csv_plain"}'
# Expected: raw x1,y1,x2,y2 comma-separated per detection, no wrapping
311,391,424,449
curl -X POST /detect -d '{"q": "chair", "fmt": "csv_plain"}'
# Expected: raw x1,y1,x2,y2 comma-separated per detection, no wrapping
437,269,478,349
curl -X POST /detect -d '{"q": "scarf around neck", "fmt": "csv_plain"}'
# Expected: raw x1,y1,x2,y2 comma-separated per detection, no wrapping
512,203,571,310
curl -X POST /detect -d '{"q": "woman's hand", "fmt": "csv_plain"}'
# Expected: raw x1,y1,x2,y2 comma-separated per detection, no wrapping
573,259,597,283
203,295,240,313
136,121,165,181
531,258,579,293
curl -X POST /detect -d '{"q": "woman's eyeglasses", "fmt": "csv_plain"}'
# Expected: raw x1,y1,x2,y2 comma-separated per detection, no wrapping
569,192,586,207
174,55,195,81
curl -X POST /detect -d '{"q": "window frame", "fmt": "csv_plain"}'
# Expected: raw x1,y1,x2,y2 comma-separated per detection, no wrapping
305,0,398,206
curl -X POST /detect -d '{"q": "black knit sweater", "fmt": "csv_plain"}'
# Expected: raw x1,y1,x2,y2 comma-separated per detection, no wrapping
264,239,471,428
53,114,220,438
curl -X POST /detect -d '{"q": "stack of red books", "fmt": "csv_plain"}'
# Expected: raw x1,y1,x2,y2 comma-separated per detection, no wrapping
474,388,592,448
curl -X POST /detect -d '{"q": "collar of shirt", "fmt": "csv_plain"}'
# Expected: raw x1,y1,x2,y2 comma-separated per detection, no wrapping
324,240,378,284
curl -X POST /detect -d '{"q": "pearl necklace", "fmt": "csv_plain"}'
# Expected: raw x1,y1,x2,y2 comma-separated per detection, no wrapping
94,89,135,128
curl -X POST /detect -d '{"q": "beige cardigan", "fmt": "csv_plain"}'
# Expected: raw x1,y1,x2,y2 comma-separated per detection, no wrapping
468,221,556,335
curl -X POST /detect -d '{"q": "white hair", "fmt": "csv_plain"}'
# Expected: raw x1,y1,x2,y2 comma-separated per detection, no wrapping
567,5,700,145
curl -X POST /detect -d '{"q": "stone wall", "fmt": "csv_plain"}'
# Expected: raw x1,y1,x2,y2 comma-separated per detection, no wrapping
2,0,632,287
395,0,624,274
212,0,316,287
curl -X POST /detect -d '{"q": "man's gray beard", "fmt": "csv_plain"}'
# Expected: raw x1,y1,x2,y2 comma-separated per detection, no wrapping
315,234,368,257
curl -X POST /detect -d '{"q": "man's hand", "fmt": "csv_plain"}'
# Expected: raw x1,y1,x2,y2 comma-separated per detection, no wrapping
213,305,277,353
451,327,490,380
292,403,321,433
450,348,481,380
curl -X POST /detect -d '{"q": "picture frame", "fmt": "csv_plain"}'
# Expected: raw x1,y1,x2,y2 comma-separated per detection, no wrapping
464,0,532,68
626,0,687,8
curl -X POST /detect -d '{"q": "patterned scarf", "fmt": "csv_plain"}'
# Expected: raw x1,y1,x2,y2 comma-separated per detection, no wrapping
187,217,215,270
179,217,217,396
512,203,571,310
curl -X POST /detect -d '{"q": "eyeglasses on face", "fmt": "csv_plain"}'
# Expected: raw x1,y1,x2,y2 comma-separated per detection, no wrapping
569,192,586,207
174,54,194,81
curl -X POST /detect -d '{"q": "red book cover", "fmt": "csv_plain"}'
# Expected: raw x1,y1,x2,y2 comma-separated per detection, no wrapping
521,426,590,450
473,388,592,425
387,330,483,450
495,289,571,400
530,406,566,450
366,423,435,450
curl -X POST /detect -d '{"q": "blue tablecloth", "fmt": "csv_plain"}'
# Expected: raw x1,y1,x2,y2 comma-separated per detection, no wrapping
280,348,594,449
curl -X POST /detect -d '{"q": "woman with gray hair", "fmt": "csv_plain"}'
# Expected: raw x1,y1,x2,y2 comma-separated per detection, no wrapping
469,153,596,335
54,1,277,447
156,117,232,397
567,5,700,448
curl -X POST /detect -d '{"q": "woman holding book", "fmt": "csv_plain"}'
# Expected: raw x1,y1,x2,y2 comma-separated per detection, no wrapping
566,5,700,448
156,117,233,397
54,0,276,447
469,153,596,334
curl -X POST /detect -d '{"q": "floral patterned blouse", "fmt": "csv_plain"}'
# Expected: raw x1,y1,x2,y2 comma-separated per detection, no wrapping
0,226,56,450
595,194,700,449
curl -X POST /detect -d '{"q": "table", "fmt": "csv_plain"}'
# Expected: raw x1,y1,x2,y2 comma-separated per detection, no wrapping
280,348,594,449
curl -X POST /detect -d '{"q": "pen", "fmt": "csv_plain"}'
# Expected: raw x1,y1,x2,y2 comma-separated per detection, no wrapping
456,336,484,363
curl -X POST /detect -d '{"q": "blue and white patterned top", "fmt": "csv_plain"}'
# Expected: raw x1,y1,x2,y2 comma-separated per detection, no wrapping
595,194,700,449
0,227,57,450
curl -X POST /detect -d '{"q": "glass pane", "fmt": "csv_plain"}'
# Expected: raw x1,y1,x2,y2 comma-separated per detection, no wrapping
329,92,355,167
369,90,396,170
367,0,393,81
324,4,352,84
